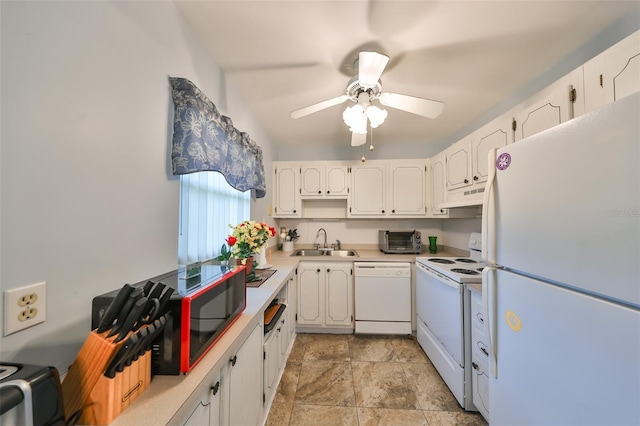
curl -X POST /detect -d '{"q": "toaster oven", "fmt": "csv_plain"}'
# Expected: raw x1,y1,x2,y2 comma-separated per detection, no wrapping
379,230,422,254
0,362,65,425
92,265,246,375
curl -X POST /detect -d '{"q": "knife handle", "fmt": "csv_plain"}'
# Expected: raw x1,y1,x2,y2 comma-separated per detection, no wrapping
113,297,147,343
152,288,174,322
142,280,155,296
107,287,144,337
96,283,134,334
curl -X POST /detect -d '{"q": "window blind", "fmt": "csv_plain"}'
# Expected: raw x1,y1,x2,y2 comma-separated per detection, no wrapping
178,171,250,265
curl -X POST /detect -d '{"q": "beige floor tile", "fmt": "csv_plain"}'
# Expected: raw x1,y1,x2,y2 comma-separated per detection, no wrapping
295,360,356,406
265,401,293,426
348,335,396,362
303,334,350,361
352,361,420,409
390,337,430,363
289,404,358,426
402,363,461,411
288,334,311,365
423,410,488,426
267,334,489,426
357,407,428,426
274,361,301,405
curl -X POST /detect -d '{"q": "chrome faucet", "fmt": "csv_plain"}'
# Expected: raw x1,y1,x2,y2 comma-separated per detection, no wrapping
333,239,342,250
316,228,328,248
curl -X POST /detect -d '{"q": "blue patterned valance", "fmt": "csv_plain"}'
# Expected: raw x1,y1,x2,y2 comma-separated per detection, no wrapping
169,77,266,198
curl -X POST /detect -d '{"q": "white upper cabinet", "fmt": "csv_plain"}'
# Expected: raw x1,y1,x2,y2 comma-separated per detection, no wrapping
273,163,301,218
300,162,349,198
429,153,449,216
441,115,511,208
348,162,386,216
513,68,584,142
584,30,640,114
388,160,427,217
348,160,428,218
471,115,512,185
445,139,473,191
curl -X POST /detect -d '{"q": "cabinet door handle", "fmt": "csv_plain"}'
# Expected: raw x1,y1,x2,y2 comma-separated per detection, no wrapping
318,190,322,194
211,381,220,395
473,176,479,181
381,209,385,213
316,268,321,273
326,190,330,194
472,362,479,370
392,209,396,213
230,355,237,366
327,268,331,272
464,179,469,184
480,346,489,356
293,209,297,213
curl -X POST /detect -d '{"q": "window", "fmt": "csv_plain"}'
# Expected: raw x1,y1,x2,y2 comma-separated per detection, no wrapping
178,172,250,265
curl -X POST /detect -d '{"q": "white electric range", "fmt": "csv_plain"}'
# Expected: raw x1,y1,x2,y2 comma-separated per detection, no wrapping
415,232,483,411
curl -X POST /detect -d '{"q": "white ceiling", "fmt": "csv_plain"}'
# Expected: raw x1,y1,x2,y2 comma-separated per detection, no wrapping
173,1,638,149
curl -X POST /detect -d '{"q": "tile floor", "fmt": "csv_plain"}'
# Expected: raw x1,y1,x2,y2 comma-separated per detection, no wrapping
266,333,488,426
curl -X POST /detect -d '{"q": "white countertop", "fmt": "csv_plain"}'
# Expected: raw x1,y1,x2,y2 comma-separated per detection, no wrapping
111,259,298,425
109,247,467,424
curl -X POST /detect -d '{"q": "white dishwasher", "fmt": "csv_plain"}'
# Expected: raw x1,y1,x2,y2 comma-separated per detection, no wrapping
354,262,411,334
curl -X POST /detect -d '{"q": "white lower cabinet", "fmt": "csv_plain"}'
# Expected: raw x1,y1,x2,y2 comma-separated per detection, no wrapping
182,392,212,426
179,322,263,426
297,262,353,330
470,287,490,422
263,311,284,398
228,323,263,426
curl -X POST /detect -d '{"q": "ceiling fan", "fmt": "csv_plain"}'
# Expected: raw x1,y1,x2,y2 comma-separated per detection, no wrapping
290,51,444,146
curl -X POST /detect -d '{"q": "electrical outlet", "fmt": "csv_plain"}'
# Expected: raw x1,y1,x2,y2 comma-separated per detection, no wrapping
4,282,46,336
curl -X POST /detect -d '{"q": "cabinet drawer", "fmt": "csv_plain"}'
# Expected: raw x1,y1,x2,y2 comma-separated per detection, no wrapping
473,339,490,362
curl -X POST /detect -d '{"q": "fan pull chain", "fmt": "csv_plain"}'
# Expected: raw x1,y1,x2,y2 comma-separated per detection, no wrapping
369,125,375,151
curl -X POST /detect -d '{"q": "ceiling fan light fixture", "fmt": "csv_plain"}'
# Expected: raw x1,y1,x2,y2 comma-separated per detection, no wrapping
343,104,368,134
366,105,388,128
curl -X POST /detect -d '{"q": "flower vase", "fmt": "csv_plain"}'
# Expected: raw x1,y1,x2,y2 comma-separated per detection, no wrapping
254,245,268,269
236,257,254,282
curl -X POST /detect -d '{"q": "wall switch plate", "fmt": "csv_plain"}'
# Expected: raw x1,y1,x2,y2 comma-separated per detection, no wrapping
3,282,46,336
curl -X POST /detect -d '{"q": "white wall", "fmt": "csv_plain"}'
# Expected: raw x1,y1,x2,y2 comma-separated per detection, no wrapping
0,1,273,373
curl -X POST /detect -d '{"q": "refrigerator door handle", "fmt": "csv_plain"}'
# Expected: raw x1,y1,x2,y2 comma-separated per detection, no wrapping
482,265,498,378
482,148,497,265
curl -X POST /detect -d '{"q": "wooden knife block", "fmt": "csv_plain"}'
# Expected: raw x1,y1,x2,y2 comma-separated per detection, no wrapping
78,352,151,425
61,331,126,420
61,329,151,424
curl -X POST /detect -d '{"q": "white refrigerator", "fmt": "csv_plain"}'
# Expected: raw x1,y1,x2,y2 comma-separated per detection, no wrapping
482,92,640,425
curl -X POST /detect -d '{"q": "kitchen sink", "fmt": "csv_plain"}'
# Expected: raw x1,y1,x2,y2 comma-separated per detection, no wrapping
289,249,325,256
324,250,358,257
290,249,358,257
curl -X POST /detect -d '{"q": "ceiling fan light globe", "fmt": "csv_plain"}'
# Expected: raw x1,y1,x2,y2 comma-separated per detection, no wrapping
343,105,367,133
366,106,388,128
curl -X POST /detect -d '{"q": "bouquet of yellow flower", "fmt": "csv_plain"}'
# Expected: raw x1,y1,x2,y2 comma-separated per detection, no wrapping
227,220,276,259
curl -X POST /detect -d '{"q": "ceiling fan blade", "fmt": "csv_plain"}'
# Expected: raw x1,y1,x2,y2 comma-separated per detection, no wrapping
358,51,389,88
351,131,367,147
290,95,349,119
378,92,444,119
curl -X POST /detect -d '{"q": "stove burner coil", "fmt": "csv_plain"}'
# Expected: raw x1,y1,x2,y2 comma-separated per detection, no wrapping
428,259,455,264
450,268,480,275
455,258,477,263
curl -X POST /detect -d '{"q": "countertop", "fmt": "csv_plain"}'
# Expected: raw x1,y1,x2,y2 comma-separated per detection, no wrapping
111,258,299,425
109,247,469,425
